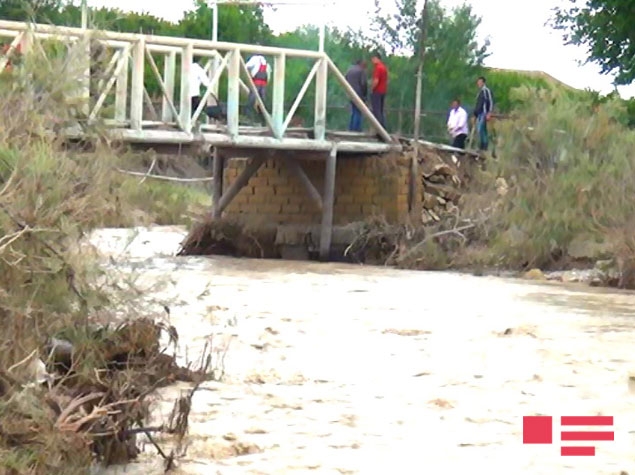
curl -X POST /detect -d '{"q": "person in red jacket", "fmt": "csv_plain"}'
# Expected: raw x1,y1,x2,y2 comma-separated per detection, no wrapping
370,52,388,129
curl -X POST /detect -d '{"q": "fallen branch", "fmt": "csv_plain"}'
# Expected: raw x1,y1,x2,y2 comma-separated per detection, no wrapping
116,168,215,183
138,156,157,185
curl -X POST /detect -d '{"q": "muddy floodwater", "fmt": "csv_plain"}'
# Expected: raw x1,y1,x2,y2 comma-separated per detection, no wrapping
90,226,635,475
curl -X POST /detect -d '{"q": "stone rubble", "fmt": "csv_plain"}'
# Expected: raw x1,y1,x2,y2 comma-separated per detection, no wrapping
412,145,482,225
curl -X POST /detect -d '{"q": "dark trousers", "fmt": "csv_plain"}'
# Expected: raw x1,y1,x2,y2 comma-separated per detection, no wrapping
349,102,362,131
247,85,267,118
477,113,488,150
452,133,467,150
371,92,386,128
191,95,201,115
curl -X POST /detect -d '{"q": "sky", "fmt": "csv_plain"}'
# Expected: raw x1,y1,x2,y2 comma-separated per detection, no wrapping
87,0,635,99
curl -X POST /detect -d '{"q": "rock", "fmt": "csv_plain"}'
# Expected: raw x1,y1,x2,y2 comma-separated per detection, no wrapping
423,193,438,209
567,234,612,260
524,268,546,280
595,259,615,273
424,183,462,204
495,177,508,196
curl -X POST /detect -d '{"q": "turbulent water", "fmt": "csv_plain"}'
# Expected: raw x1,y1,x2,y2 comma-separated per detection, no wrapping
90,226,635,475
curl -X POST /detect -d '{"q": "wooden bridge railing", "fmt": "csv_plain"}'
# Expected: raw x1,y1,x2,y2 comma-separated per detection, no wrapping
0,19,394,148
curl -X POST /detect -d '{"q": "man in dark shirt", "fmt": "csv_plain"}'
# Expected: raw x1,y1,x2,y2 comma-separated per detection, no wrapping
371,53,388,129
472,76,494,151
345,59,368,132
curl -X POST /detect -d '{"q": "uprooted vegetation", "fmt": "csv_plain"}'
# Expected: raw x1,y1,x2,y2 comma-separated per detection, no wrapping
0,35,213,474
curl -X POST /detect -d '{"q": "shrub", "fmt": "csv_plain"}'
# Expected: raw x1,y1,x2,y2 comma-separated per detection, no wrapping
484,86,635,268
0,30,206,474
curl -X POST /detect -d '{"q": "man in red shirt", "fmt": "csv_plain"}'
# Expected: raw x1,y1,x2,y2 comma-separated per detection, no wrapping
370,52,388,129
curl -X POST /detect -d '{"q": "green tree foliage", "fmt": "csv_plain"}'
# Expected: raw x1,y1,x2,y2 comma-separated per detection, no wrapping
372,0,489,138
179,0,272,43
552,0,635,86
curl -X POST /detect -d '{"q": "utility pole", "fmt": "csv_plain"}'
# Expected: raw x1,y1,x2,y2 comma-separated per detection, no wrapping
410,0,428,212
318,0,326,52
412,0,428,143
81,0,87,29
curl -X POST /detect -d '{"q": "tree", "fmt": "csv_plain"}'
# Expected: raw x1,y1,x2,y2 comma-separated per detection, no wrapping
177,0,272,44
552,0,635,85
372,0,489,138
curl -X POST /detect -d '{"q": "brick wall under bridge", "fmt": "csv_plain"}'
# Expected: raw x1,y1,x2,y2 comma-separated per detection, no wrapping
221,153,422,228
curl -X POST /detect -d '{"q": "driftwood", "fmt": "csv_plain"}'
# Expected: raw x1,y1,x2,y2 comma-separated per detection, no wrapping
0,317,214,469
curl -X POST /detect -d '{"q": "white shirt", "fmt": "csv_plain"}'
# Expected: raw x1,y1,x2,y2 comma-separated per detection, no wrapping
190,62,210,98
245,54,270,80
447,106,469,137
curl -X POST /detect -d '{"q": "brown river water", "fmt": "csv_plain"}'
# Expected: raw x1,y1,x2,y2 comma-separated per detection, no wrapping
89,226,635,475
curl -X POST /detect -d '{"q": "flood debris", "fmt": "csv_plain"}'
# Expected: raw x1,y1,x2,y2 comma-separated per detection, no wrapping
0,317,213,474
178,217,279,258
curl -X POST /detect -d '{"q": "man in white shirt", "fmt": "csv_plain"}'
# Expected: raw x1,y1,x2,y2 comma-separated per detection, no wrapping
244,53,270,121
190,58,211,116
447,98,469,150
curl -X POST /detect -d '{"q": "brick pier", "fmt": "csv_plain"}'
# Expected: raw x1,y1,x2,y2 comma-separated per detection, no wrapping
222,154,421,226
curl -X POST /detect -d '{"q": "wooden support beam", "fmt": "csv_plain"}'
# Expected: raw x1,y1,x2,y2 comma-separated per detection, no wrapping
227,49,240,137
217,157,264,214
286,158,322,211
212,147,223,218
115,47,128,122
180,42,193,133
314,58,327,141
0,20,326,59
162,51,176,122
130,37,145,130
319,145,337,261
272,53,285,137
282,59,319,133
89,46,130,121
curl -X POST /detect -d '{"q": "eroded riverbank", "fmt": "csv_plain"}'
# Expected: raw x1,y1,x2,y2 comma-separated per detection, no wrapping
91,226,635,475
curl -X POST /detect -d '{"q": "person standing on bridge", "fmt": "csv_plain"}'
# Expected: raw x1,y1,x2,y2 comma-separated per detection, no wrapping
471,76,494,151
370,53,388,130
447,99,469,150
190,58,211,118
345,59,368,132
245,52,270,123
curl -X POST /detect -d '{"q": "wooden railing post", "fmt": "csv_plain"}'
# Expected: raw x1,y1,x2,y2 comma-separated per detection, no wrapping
115,47,128,123
272,52,285,138
130,37,145,131
227,48,240,137
180,42,193,133
162,51,176,123
314,57,327,141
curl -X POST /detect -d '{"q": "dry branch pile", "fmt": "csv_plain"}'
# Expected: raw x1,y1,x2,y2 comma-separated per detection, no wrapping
178,218,279,258
0,317,209,473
